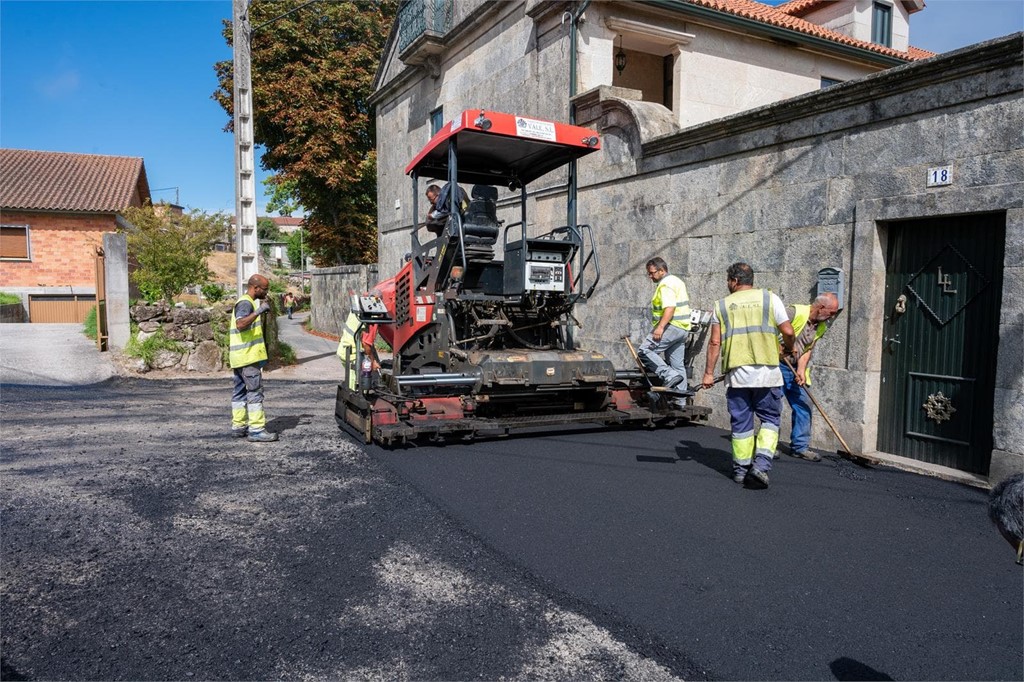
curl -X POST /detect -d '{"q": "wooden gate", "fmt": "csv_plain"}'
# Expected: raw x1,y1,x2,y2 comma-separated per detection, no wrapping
877,213,1006,474
95,246,108,350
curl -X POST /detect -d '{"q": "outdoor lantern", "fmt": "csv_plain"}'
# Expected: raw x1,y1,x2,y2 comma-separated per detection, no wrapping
615,35,627,75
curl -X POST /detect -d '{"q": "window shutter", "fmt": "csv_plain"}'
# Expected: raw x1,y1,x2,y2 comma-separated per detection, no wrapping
0,226,29,259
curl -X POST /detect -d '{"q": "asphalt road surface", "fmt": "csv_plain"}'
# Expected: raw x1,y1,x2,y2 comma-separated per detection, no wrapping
1,326,1021,679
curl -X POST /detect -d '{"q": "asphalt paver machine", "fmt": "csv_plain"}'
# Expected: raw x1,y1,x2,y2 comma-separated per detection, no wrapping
336,110,711,445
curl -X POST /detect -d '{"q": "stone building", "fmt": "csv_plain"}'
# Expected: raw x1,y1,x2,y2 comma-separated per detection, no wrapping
368,0,1022,483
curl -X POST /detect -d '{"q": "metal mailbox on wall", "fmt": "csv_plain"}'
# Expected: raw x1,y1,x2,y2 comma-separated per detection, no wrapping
817,267,845,309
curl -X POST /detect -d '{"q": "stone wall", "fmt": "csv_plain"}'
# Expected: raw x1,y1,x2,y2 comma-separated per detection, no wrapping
0,303,25,323
126,303,223,373
309,265,379,337
567,35,1022,480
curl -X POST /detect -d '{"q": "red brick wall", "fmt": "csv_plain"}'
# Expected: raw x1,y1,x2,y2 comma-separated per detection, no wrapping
0,211,116,288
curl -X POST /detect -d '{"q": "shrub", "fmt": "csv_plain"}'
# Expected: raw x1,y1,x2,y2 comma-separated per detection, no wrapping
124,328,186,366
276,340,297,365
201,283,226,303
268,278,288,294
0,292,20,305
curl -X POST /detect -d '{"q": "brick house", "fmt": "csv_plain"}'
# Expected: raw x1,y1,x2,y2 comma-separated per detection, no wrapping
0,149,151,322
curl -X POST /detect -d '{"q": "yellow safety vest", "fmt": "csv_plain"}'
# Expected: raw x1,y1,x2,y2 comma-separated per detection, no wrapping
337,312,361,390
716,288,778,371
651,274,691,330
228,294,268,369
786,303,827,386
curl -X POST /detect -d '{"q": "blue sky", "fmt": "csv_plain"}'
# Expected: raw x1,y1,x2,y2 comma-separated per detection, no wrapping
1,0,1022,217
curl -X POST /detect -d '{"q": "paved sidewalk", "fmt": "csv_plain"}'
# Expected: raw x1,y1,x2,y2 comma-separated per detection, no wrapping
0,323,115,386
269,312,342,382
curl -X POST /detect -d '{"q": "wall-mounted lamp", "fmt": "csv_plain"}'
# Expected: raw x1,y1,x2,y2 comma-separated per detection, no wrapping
615,35,627,75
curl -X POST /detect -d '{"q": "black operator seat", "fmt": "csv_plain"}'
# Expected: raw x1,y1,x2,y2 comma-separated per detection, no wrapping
462,185,499,244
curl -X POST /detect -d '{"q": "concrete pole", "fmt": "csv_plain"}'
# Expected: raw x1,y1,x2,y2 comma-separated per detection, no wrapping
232,0,259,295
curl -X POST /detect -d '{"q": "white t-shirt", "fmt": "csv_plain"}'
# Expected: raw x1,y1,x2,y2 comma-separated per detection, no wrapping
711,291,790,388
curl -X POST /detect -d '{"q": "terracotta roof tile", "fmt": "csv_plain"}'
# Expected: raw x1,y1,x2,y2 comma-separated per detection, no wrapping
682,0,929,61
0,149,150,213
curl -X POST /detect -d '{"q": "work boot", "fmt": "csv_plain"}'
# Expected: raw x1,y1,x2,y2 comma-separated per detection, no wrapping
746,469,770,489
664,374,684,389
231,427,248,438
247,430,279,443
733,472,746,484
791,450,822,462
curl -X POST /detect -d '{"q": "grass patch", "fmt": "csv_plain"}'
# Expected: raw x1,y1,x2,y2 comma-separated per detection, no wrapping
0,292,20,305
125,328,186,366
82,306,98,340
276,340,297,365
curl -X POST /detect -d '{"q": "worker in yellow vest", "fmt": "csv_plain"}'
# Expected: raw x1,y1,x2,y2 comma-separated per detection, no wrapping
229,274,278,442
702,262,795,488
337,311,363,390
638,257,691,390
780,292,840,461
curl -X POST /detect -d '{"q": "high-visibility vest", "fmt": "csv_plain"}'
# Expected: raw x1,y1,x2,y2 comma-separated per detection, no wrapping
337,312,361,390
716,288,778,371
651,274,691,330
786,303,827,386
228,294,268,369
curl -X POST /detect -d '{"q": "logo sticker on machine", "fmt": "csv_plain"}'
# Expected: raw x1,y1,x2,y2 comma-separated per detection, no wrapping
515,117,556,142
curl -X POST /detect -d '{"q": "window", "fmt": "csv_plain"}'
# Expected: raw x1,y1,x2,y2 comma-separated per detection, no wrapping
0,225,30,260
430,107,444,136
872,2,893,48
820,76,844,89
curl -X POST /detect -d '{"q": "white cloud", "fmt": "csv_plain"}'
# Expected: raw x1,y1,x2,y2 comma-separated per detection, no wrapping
36,68,80,98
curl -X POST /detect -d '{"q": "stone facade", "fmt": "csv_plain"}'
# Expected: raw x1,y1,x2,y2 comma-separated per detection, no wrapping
370,13,1022,482
571,36,1021,480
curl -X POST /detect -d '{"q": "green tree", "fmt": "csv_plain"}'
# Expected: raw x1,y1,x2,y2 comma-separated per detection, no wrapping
257,216,281,241
121,205,227,303
263,176,300,217
287,227,306,270
214,0,397,266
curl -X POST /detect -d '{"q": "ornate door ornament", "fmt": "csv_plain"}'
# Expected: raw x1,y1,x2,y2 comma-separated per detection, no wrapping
923,392,957,423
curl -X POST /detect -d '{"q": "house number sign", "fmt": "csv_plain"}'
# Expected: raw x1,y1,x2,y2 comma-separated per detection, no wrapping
927,165,953,187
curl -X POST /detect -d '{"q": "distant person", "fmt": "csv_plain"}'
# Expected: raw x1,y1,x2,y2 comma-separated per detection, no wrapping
988,472,1023,564
779,291,840,461
702,262,795,489
230,274,278,442
637,257,690,391
283,292,296,320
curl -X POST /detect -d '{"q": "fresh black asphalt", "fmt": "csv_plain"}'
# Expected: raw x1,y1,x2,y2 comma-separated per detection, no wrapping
369,423,1023,681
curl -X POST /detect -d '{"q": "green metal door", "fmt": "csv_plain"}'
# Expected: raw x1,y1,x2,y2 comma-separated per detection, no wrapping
878,213,1005,474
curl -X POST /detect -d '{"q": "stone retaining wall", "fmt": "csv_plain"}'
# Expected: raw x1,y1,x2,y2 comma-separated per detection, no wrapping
309,265,379,337
126,303,224,373
0,303,26,323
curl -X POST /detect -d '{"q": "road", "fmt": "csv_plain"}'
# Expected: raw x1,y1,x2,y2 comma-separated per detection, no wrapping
1,319,1020,680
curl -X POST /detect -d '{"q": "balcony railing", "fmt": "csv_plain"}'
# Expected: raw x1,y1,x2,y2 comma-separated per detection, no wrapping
397,0,453,55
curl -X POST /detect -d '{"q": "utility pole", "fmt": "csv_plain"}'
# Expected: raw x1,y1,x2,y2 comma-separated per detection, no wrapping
232,0,259,295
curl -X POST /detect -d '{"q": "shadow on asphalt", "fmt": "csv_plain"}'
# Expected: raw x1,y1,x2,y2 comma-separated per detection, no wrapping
673,438,734,480
266,413,315,433
830,656,894,681
293,351,337,364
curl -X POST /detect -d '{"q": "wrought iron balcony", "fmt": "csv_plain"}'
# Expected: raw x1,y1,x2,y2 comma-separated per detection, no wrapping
397,0,452,67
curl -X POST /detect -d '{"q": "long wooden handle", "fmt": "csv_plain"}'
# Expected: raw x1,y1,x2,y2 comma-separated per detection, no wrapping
782,355,854,453
622,336,654,388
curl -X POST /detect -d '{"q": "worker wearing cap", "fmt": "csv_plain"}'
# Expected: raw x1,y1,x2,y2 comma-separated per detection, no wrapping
780,292,840,462
638,257,691,390
230,274,278,442
702,262,796,488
